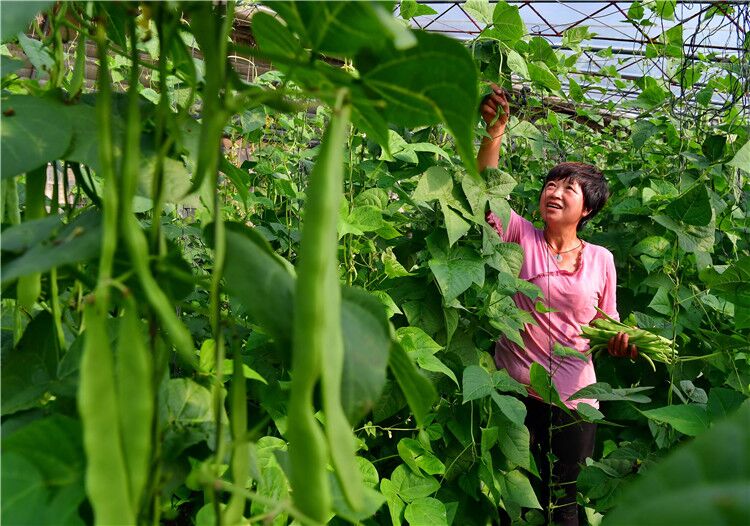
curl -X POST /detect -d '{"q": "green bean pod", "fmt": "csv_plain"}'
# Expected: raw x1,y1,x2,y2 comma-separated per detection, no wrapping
317,102,363,512
119,22,197,370
17,166,47,308
116,297,154,516
225,348,249,526
289,89,355,523
78,303,135,525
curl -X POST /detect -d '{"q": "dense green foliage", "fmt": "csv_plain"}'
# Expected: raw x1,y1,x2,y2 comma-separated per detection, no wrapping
1,1,749,525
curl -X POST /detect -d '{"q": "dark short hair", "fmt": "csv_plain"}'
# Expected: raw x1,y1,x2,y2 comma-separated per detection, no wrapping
541,162,609,231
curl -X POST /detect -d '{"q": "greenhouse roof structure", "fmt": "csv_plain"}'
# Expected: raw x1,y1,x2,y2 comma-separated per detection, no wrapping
402,1,749,117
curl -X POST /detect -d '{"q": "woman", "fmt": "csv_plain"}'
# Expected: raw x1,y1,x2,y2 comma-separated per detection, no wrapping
479,87,636,526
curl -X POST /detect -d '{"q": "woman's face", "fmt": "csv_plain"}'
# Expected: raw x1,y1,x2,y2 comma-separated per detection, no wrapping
539,178,591,229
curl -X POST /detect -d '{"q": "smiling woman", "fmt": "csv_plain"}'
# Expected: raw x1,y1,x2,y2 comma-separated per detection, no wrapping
479,86,636,526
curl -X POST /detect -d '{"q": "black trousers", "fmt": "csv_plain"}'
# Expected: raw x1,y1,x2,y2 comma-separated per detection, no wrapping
500,397,597,526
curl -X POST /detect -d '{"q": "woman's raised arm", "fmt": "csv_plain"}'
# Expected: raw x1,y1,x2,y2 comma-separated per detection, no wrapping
477,86,510,172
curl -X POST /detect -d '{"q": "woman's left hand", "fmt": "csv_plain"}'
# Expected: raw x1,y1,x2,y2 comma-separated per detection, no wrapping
608,331,638,359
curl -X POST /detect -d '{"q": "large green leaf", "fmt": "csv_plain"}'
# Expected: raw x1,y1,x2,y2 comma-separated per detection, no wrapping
701,256,750,308
528,62,562,92
159,378,225,458
389,465,440,503
388,342,437,427
664,185,712,226
1,95,72,179
1,1,54,43
428,246,485,303
1,312,58,415
707,388,747,423
528,362,571,414
630,120,658,149
412,166,454,203
652,214,715,253
0,215,62,253
492,416,531,470
273,1,414,56
1,210,102,284
341,287,391,422
224,227,295,353
1,453,48,525
404,496,448,526
569,383,653,404
727,139,750,173
462,365,526,403
492,1,526,46
642,404,709,436
1,415,86,526
499,469,541,509
251,11,307,61
359,31,478,175
398,438,445,476
604,402,750,525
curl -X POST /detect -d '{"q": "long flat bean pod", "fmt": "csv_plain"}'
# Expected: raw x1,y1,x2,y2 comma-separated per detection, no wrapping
116,297,154,516
17,166,46,308
289,89,363,522
582,307,678,371
78,302,135,525
119,22,197,370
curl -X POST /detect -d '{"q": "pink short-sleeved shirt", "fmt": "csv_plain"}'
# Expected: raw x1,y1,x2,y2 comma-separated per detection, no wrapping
487,209,619,410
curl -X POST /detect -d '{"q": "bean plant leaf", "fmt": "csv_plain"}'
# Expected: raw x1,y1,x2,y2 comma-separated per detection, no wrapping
224,227,296,354
1,312,59,416
492,2,526,46
727,139,750,173
1,1,54,43
701,134,726,162
381,478,406,526
1,453,48,525
630,120,658,149
388,342,437,427
1,415,87,526
359,31,478,175
707,388,747,423
642,404,709,436
0,209,103,284
652,214,715,253
462,365,494,402
404,497,448,526
464,0,493,25
428,246,485,303
398,438,446,476
17,33,55,72
576,403,605,421
701,256,750,308
442,204,472,246
528,362,571,414
527,62,562,92
390,465,440,502
493,417,531,470
251,12,306,61
413,166,454,202
569,383,653,403
341,287,391,422
603,402,750,525
506,50,528,78
1,94,72,179
0,215,62,253
490,392,526,425
663,185,712,226
499,469,541,509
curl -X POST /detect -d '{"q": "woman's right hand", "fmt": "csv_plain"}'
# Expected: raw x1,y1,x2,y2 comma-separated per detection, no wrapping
480,84,510,137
